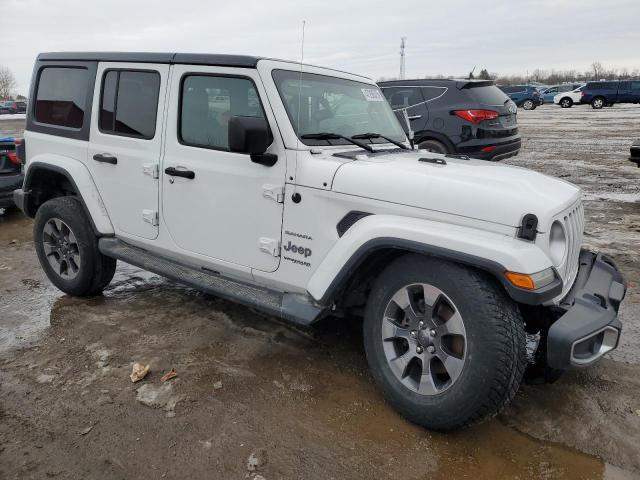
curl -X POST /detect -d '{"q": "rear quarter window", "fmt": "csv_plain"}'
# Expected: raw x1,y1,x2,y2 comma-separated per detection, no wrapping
35,67,89,128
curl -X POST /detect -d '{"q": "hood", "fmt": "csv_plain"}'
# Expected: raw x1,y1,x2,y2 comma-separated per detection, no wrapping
331,150,581,230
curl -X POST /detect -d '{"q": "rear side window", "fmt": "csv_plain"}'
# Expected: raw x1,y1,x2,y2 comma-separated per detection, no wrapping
35,67,89,128
179,75,265,151
382,87,424,109
631,81,640,90
99,70,160,139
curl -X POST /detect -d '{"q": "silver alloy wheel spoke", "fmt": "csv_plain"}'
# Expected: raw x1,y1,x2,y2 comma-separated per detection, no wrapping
381,283,467,395
42,218,81,280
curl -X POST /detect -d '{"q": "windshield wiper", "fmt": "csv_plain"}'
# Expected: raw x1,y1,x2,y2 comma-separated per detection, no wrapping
351,132,410,150
300,132,375,152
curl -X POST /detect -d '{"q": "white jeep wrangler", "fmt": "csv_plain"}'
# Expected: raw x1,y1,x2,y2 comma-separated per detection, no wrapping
14,52,626,430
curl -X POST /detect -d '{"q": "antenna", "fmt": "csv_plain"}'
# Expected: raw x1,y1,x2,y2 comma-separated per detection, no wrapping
293,20,306,193
399,37,406,80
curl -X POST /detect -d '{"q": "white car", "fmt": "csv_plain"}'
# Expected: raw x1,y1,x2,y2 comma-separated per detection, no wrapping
554,85,586,108
14,52,625,431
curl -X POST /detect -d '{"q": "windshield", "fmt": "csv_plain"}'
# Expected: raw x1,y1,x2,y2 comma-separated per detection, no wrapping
272,69,406,147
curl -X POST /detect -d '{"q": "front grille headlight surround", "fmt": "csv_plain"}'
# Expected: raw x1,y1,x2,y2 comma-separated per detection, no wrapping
548,220,567,266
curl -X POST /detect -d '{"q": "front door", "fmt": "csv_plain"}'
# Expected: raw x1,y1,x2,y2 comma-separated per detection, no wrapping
88,62,169,240
161,65,285,273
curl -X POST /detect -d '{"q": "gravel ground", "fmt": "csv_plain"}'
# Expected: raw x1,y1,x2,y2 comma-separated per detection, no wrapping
0,104,639,480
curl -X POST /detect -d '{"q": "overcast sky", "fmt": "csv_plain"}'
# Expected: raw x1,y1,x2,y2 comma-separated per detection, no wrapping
2,0,639,94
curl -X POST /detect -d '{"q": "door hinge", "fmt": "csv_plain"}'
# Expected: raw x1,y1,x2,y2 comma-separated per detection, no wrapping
262,184,284,203
143,163,159,179
259,237,281,257
142,209,159,226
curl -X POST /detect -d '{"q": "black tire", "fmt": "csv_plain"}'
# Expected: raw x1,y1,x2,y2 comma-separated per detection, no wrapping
591,97,605,109
34,196,116,296
559,97,573,108
522,99,535,110
363,254,526,431
418,139,448,154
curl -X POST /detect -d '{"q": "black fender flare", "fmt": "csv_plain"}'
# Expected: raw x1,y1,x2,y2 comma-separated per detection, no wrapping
319,237,562,307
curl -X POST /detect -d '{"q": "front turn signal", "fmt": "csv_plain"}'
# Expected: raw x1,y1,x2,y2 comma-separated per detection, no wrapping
505,268,555,290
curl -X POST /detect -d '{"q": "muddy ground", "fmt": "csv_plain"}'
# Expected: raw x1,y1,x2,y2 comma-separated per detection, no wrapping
0,104,639,479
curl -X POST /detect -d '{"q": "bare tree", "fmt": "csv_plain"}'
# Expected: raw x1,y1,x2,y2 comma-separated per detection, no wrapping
591,61,603,80
0,66,17,99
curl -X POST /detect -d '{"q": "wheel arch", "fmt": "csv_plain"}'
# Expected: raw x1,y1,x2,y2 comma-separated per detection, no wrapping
22,156,114,235
307,215,561,309
414,131,455,153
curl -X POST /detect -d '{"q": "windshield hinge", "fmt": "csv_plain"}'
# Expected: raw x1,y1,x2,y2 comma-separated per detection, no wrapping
262,184,285,203
143,163,159,179
259,237,281,257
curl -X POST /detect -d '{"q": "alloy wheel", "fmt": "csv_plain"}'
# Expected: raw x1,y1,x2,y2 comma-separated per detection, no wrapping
381,283,467,395
42,218,81,279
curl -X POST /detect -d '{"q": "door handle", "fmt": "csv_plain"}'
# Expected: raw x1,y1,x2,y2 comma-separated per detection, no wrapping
93,153,117,165
408,115,422,120
164,166,195,179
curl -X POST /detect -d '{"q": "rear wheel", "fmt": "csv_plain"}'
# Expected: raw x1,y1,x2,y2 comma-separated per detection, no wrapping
591,97,605,109
522,99,535,110
559,97,573,108
363,255,526,431
418,139,448,154
34,196,116,296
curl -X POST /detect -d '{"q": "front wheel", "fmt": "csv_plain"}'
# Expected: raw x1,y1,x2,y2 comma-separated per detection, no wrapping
34,196,116,296
560,97,573,108
591,97,605,109
363,254,526,430
522,99,535,110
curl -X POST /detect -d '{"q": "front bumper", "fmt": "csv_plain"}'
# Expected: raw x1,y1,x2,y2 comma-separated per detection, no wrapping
546,250,626,369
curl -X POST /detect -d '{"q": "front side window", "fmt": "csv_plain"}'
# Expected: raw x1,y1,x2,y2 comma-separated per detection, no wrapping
179,75,265,151
35,67,89,128
272,70,406,146
99,70,160,139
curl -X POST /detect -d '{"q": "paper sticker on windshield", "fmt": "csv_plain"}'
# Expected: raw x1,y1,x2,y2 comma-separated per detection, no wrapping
361,88,385,102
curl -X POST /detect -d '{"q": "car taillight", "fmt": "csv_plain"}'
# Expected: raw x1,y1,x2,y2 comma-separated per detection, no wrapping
581,92,586,97
8,152,20,165
452,110,499,125
14,138,25,164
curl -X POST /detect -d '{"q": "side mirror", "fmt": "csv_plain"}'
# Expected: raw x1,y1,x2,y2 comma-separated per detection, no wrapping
228,116,277,166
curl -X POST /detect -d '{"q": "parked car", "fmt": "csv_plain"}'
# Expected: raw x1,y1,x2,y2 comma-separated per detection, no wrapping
539,84,583,104
580,80,640,109
0,136,24,209
497,85,543,110
378,79,520,160
14,51,626,431
630,139,640,167
554,85,586,108
14,101,27,113
0,101,16,114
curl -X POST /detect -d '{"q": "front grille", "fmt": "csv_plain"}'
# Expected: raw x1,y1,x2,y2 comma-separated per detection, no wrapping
557,202,584,295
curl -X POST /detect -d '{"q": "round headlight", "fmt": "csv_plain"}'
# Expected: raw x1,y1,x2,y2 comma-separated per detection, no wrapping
549,221,566,266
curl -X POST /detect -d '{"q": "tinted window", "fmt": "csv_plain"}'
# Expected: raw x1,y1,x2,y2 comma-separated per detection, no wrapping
99,70,160,139
35,67,89,128
466,85,508,105
631,81,640,90
180,75,265,150
382,87,424,109
421,86,448,101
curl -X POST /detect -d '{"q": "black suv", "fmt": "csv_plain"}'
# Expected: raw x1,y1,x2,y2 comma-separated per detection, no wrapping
378,79,520,161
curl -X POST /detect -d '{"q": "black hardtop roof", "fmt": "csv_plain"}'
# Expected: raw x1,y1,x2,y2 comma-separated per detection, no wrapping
37,52,261,68
36,52,372,79
378,78,495,89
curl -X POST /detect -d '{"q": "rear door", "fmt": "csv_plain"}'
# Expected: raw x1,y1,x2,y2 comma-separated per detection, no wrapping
88,63,169,240
381,86,428,133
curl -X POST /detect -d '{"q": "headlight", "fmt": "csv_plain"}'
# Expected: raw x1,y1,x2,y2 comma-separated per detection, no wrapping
549,221,567,266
